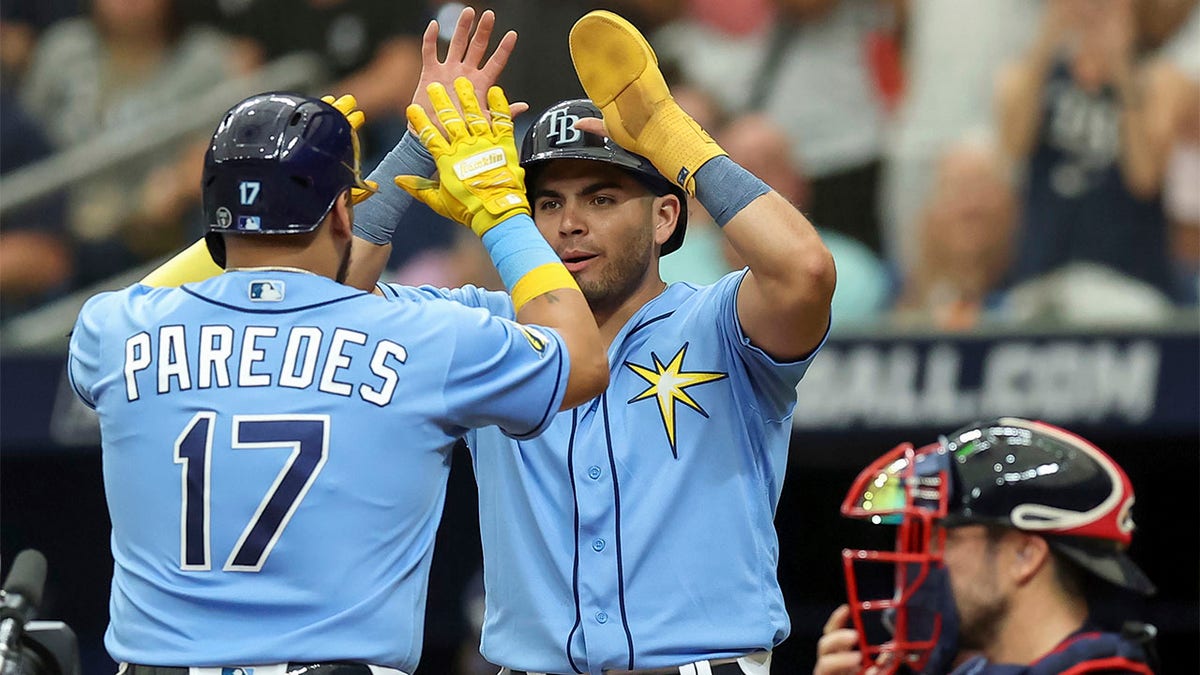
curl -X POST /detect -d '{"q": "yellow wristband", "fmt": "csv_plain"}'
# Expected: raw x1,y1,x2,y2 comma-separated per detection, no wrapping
510,262,582,313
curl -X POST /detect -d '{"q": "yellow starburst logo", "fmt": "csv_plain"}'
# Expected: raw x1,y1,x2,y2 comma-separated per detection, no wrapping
624,343,727,458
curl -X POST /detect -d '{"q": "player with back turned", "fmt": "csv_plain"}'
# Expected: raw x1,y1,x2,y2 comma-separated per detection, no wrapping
66,11,608,674
344,10,837,673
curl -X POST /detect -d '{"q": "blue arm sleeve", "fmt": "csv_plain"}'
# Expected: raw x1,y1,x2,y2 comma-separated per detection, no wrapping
354,132,438,245
693,156,771,227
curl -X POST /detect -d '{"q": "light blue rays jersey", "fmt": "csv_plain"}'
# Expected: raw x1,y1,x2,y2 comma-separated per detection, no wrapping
67,270,568,672
380,270,824,674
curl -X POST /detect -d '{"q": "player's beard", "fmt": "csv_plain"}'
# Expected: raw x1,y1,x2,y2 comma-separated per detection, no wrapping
576,222,655,315
335,241,351,284
953,565,1008,652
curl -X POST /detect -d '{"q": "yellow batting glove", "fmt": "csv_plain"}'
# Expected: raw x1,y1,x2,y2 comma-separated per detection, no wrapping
321,93,366,131
394,78,530,237
568,10,726,196
321,94,378,204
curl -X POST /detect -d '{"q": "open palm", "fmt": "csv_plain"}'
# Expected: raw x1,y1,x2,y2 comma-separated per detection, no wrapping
412,7,528,130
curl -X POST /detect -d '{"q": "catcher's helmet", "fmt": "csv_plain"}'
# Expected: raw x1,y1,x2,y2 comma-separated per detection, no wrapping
201,92,371,266
838,417,1154,673
520,99,687,256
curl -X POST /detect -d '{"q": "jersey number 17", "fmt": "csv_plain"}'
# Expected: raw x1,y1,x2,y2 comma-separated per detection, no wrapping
173,412,329,572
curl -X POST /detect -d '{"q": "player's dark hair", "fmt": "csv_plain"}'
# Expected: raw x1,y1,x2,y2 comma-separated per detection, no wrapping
981,523,1010,544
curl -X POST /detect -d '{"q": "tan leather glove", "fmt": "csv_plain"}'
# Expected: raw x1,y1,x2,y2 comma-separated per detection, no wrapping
569,10,726,196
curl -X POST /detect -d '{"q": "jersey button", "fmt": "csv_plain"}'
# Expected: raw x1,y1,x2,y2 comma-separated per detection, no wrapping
596,611,608,624
587,465,602,480
592,538,606,552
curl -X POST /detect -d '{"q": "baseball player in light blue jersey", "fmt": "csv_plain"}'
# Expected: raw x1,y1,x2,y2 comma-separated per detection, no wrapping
69,11,608,674
146,8,836,673
352,10,837,674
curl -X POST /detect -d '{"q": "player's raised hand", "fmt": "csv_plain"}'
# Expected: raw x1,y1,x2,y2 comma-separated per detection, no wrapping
568,10,724,196
814,604,879,675
395,78,528,237
320,94,378,204
412,7,527,130
322,93,366,131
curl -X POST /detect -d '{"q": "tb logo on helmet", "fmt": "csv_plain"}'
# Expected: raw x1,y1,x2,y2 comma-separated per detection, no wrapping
546,108,582,145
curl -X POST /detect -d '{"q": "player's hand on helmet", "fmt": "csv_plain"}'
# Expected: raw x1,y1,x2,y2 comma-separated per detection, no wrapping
394,78,529,237
412,7,528,134
568,10,725,196
320,93,378,204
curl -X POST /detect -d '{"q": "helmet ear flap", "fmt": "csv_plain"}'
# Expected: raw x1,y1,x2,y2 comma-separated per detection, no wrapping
205,232,226,269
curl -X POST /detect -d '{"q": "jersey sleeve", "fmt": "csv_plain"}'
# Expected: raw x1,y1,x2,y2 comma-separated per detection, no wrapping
437,304,569,439
710,269,829,421
377,283,516,318
67,291,117,409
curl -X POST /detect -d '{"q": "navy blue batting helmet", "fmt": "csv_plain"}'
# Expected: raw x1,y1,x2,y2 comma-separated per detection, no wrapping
520,99,687,256
201,92,371,266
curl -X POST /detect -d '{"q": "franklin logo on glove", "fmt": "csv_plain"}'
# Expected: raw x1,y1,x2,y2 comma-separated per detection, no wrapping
454,148,507,180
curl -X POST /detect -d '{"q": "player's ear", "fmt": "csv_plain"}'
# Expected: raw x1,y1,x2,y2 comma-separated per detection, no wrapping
328,190,354,240
1011,533,1050,585
652,193,681,248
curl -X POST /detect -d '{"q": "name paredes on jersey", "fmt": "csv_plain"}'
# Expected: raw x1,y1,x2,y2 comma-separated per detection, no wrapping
123,324,407,406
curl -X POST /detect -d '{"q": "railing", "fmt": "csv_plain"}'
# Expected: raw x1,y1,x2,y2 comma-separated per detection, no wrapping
0,52,328,218
0,53,329,353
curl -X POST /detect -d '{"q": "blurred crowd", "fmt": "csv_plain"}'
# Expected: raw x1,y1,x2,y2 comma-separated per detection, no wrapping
1,0,1197,329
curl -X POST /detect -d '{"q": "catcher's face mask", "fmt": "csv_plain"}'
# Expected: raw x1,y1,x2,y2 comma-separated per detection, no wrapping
839,441,959,674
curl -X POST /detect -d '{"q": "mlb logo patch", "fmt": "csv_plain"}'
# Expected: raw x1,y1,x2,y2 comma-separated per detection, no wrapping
238,215,262,231
249,280,285,302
